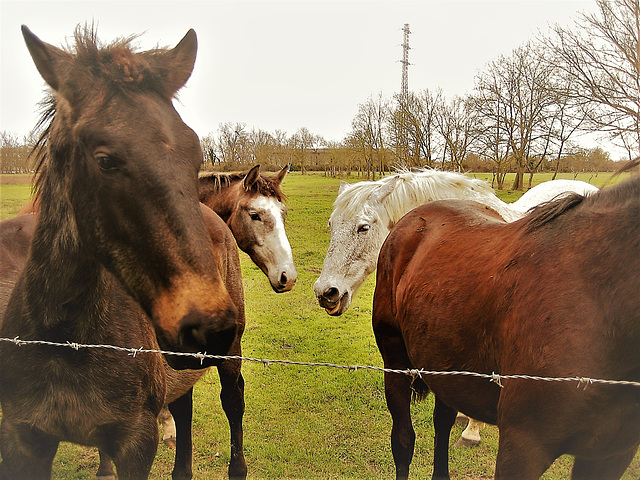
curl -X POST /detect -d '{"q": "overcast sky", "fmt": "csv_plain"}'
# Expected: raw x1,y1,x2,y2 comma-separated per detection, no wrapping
2,0,597,146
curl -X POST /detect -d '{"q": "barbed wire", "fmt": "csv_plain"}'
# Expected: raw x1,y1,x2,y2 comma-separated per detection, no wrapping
1,336,639,389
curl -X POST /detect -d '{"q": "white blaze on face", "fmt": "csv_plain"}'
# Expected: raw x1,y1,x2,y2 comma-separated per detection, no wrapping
248,196,297,292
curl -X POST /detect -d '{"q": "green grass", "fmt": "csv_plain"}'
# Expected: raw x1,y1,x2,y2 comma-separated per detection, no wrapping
0,175,33,220
1,171,638,479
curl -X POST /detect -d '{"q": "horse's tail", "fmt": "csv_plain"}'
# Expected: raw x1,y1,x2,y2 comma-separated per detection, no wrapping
410,375,430,403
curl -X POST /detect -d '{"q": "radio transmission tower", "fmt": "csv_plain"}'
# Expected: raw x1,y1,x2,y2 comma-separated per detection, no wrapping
400,23,411,98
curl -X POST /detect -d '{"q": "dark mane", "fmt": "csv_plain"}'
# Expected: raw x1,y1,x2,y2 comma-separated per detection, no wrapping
199,171,286,203
29,96,56,201
521,193,586,233
522,168,640,233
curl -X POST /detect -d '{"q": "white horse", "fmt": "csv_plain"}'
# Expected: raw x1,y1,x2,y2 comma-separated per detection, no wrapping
313,168,598,448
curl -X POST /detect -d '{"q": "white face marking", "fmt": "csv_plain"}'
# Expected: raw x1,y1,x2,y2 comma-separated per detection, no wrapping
245,196,297,292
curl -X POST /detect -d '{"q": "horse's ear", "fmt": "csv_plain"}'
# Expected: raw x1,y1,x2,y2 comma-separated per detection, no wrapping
368,176,400,205
338,181,351,195
243,164,261,191
21,25,72,91
274,164,290,185
162,29,198,95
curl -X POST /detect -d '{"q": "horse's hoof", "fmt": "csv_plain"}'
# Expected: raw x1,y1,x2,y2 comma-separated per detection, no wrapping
95,475,116,480
164,436,177,449
453,436,480,448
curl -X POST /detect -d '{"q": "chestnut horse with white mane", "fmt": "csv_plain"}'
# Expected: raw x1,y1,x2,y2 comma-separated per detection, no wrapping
373,166,639,479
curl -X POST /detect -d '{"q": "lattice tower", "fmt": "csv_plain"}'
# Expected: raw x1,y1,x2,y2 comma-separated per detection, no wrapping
400,23,411,98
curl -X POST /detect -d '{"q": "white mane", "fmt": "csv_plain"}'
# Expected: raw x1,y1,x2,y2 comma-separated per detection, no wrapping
331,168,519,225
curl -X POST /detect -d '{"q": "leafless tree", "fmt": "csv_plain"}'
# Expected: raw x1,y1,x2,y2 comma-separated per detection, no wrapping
435,94,481,171
390,89,443,168
474,43,555,190
1,131,34,173
544,0,640,156
290,127,318,174
216,122,249,168
349,93,390,179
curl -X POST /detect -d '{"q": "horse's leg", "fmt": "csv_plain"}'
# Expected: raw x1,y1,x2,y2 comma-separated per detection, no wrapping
432,396,457,480
0,420,58,480
107,413,159,480
217,358,247,480
159,406,177,448
494,425,555,480
96,450,116,480
384,369,415,480
571,448,637,480
168,389,194,480
454,418,485,448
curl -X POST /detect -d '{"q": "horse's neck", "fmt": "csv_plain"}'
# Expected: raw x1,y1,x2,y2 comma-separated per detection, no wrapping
21,203,110,338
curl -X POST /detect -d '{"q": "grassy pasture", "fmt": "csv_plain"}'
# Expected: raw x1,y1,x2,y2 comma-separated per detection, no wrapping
0,171,638,479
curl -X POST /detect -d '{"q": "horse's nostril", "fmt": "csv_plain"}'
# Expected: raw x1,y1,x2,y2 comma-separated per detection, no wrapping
322,287,340,303
280,272,288,286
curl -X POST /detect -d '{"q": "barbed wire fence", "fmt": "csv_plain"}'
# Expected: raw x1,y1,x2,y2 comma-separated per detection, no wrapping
2,336,639,389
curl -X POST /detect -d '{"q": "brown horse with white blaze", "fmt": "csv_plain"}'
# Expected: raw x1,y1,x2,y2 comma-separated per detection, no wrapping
373,170,640,479
0,26,243,480
199,164,297,293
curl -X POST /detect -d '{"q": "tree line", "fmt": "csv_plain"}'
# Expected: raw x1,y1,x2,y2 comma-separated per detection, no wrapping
2,0,638,190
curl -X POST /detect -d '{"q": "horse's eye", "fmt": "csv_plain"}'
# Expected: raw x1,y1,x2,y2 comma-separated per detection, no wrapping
96,153,118,172
249,212,261,221
357,224,370,234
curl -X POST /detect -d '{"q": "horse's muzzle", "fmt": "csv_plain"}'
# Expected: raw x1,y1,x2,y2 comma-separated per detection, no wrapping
164,303,239,370
316,287,349,316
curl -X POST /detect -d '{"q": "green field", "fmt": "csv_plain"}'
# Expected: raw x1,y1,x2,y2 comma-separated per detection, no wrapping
0,171,638,479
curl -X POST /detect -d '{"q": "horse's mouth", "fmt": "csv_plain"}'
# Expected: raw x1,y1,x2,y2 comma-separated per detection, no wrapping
321,292,349,316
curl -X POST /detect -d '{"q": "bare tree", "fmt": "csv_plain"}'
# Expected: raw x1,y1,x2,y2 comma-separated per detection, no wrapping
544,0,640,156
435,94,481,171
349,93,390,179
247,128,277,167
1,131,33,173
474,43,555,190
290,127,317,174
472,71,513,189
216,122,248,169
390,89,443,168
200,133,219,169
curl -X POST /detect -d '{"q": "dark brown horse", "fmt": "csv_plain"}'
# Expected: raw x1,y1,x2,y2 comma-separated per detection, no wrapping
0,26,245,480
373,173,640,479
199,164,297,292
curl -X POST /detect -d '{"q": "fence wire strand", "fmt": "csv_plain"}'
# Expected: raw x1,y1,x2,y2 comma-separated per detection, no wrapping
1,336,639,388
